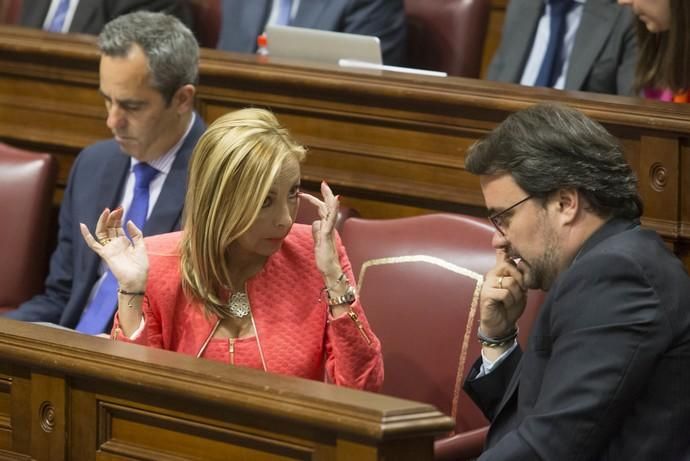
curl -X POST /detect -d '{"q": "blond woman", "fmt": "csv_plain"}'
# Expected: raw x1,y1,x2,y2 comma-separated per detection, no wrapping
80,108,383,390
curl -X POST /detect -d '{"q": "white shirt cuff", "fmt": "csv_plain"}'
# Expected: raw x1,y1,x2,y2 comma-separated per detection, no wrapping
476,340,518,377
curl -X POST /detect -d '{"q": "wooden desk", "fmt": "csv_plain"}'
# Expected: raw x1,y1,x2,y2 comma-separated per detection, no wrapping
1,25,690,266
0,319,453,460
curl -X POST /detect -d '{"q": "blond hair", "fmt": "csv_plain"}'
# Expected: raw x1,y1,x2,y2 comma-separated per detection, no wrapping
180,108,306,316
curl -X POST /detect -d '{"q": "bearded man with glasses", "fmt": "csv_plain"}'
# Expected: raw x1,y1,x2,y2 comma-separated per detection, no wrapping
462,103,690,460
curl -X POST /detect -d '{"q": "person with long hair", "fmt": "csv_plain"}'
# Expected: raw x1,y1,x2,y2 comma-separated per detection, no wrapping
80,108,383,391
618,0,690,101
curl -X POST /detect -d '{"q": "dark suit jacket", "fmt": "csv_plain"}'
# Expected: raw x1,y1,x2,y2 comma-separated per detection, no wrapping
217,0,406,66
464,219,690,460
487,0,637,95
5,115,205,328
20,0,193,35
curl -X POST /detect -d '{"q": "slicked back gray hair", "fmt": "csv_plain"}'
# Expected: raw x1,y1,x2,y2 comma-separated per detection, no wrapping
98,11,199,104
465,103,643,220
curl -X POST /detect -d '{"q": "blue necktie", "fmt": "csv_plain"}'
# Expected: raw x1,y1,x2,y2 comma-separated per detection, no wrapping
276,0,293,26
76,163,159,334
47,0,71,32
534,0,575,87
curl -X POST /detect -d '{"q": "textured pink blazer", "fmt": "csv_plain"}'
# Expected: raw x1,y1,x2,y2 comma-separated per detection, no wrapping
112,224,383,391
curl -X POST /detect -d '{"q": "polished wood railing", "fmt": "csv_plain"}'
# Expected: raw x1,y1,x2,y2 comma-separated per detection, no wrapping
0,319,453,460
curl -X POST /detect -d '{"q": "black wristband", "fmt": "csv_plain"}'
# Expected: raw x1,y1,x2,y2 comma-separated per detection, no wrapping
477,326,518,348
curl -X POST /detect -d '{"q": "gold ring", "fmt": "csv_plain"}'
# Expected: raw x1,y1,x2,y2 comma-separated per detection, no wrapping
497,276,504,289
100,237,112,246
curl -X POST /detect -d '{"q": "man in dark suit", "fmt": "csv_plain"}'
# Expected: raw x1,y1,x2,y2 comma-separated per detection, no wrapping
462,103,690,459
487,0,636,95
5,12,205,332
19,0,193,34
217,0,406,66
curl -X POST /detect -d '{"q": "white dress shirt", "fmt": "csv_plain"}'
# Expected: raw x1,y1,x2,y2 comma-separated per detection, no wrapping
266,0,301,25
478,340,519,377
520,0,585,90
84,113,197,307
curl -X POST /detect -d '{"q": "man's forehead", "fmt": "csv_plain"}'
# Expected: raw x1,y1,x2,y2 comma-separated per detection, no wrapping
99,46,150,79
480,174,527,206
99,59,158,100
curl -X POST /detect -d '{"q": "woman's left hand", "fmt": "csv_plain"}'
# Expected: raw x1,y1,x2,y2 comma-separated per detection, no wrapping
299,181,343,281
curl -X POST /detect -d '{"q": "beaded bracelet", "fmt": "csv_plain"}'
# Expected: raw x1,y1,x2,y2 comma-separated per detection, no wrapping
477,326,519,348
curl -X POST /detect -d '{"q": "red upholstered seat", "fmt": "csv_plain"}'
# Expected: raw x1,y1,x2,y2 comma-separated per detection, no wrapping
340,213,544,460
0,0,22,24
405,0,491,77
0,142,57,311
188,0,221,48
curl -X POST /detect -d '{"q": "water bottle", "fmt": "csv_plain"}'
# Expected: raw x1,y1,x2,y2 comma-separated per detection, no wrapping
256,33,269,57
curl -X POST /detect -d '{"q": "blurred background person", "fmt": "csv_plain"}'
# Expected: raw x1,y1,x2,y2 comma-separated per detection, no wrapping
81,108,383,391
20,0,193,35
618,0,690,102
488,0,637,95
216,0,406,66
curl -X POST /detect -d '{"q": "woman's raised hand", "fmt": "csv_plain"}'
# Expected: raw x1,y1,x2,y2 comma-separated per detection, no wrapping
298,181,343,280
79,207,148,292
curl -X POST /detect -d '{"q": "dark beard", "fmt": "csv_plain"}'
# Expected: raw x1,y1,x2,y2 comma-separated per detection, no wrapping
510,224,559,291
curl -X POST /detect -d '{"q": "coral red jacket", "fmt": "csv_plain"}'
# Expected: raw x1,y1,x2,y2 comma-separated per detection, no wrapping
112,224,383,391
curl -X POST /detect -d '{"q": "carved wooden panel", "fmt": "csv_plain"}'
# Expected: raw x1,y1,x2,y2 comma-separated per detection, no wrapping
639,134,681,239
0,319,453,461
0,375,11,449
29,373,65,461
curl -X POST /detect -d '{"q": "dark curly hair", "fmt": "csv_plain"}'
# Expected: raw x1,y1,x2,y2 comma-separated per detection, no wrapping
465,103,642,220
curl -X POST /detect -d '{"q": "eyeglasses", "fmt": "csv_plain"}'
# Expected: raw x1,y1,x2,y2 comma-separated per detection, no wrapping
489,195,532,236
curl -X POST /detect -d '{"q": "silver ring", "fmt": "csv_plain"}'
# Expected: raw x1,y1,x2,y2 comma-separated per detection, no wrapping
497,276,504,289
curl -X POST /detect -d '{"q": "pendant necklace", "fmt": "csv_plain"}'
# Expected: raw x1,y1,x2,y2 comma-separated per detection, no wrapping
226,290,250,318
196,283,268,372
